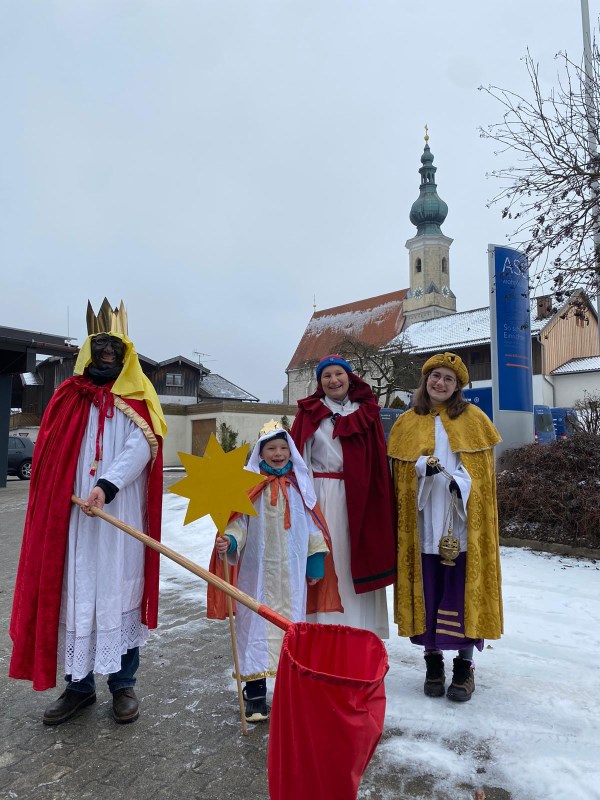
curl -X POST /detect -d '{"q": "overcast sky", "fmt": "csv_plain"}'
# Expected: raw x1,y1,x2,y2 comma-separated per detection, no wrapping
2,1,599,402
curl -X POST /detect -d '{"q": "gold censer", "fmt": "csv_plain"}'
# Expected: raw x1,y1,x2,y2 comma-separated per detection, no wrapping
438,530,460,566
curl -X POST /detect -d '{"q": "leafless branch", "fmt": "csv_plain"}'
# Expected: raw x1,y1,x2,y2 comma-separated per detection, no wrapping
479,45,600,300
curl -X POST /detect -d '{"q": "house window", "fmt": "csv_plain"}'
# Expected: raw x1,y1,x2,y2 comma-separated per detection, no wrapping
166,373,183,387
415,258,422,273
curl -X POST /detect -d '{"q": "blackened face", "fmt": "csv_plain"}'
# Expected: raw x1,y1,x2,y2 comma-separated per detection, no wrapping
90,335,125,370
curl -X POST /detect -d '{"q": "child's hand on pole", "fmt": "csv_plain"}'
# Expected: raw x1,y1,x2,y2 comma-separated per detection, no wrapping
215,534,231,555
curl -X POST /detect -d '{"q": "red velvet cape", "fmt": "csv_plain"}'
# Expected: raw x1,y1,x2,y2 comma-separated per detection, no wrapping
290,375,396,594
9,374,163,691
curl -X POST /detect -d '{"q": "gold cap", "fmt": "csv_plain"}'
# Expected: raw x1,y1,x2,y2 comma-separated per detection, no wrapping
422,352,469,386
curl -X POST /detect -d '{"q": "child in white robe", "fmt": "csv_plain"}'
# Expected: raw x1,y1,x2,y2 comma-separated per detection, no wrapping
215,424,330,722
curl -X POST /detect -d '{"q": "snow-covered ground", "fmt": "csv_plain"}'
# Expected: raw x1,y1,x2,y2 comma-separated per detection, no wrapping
161,492,600,800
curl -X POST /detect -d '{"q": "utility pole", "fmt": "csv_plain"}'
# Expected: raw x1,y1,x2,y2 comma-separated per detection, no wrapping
580,0,600,349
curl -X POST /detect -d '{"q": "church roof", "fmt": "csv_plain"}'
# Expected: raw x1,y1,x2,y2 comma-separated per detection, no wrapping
386,300,550,354
409,139,448,236
287,289,407,371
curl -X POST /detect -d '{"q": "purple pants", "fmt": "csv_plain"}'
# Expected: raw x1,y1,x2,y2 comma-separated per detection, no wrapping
410,553,483,652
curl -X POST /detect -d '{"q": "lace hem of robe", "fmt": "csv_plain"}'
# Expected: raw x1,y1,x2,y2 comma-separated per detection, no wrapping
58,608,149,679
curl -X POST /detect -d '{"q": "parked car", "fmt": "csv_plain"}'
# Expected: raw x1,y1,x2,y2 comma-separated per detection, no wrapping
551,407,581,439
533,405,556,444
7,435,34,479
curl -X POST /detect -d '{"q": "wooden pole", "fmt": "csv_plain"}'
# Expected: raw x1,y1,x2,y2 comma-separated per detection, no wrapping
71,496,291,633
220,540,248,735
71,496,293,735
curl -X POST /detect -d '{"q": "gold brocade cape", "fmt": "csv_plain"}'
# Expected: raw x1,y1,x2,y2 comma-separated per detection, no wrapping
387,404,504,640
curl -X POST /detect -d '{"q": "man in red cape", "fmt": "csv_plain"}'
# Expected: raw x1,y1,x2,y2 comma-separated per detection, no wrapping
9,299,166,727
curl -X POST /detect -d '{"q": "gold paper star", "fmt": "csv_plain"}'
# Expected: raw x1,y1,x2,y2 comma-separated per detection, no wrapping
169,435,266,533
259,418,283,436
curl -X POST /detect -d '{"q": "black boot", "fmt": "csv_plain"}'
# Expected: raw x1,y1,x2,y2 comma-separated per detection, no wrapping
243,678,268,723
423,652,446,697
42,689,96,726
446,656,475,702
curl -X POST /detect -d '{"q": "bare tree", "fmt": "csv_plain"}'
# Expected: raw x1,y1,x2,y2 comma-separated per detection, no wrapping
295,338,421,407
334,337,422,406
574,391,600,434
479,45,600,301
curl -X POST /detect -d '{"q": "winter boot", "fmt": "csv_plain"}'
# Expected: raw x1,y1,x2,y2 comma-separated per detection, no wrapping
243,678,269,723
446,656,475,702
423,652,446,697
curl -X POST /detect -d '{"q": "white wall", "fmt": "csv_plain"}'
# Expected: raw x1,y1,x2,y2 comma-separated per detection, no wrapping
161,414,188,467
532,374,555,407
163,408,297,465
9,427,39,443
553,372,600,406
287,370,317,406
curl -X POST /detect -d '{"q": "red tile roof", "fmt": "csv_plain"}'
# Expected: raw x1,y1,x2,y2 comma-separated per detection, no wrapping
287,289,408,371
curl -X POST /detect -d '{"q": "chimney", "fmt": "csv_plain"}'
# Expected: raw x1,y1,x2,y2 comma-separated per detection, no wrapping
536,295,553,320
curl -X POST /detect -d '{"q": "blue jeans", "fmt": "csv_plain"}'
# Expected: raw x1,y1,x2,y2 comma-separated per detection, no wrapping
65,647,139,694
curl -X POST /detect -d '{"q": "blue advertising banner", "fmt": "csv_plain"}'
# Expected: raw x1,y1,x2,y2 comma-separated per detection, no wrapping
493,246,533,412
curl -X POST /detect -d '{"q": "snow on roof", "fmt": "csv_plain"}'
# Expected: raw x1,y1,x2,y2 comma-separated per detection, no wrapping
198,373,259,402
387,299,550,353
551,355,600,375
287,290,407,370
20,372,42,386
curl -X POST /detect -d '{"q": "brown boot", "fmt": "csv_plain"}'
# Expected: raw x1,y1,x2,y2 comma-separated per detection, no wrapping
423,652,445,697
112,687,139,724
43,689,96,726
446,656,475,702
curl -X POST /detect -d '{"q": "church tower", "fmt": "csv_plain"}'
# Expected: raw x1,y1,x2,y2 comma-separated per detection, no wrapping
402,130,456,325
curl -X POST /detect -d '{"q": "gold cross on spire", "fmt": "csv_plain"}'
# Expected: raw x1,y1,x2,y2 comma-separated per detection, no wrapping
424,124,429,143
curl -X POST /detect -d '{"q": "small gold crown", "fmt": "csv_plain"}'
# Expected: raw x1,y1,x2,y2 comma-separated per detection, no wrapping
86,298,128,336
259,419,284,437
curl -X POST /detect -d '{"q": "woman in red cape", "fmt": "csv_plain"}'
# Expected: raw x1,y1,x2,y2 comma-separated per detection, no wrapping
290,354,396,637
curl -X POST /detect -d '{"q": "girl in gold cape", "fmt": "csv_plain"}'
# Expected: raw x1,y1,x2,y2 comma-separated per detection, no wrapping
387,352,502,702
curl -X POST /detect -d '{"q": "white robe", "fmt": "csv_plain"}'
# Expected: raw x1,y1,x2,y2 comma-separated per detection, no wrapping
58,404,151,679
302,396,389,639
225,482,329,681
415,416,472,554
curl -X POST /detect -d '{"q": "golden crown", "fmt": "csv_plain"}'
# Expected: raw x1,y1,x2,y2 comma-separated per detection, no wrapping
259,419,285,437
86,298,128,336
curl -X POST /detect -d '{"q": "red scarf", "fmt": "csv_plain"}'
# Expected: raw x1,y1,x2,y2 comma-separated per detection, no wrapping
9,374,163,691
290,375,397,594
